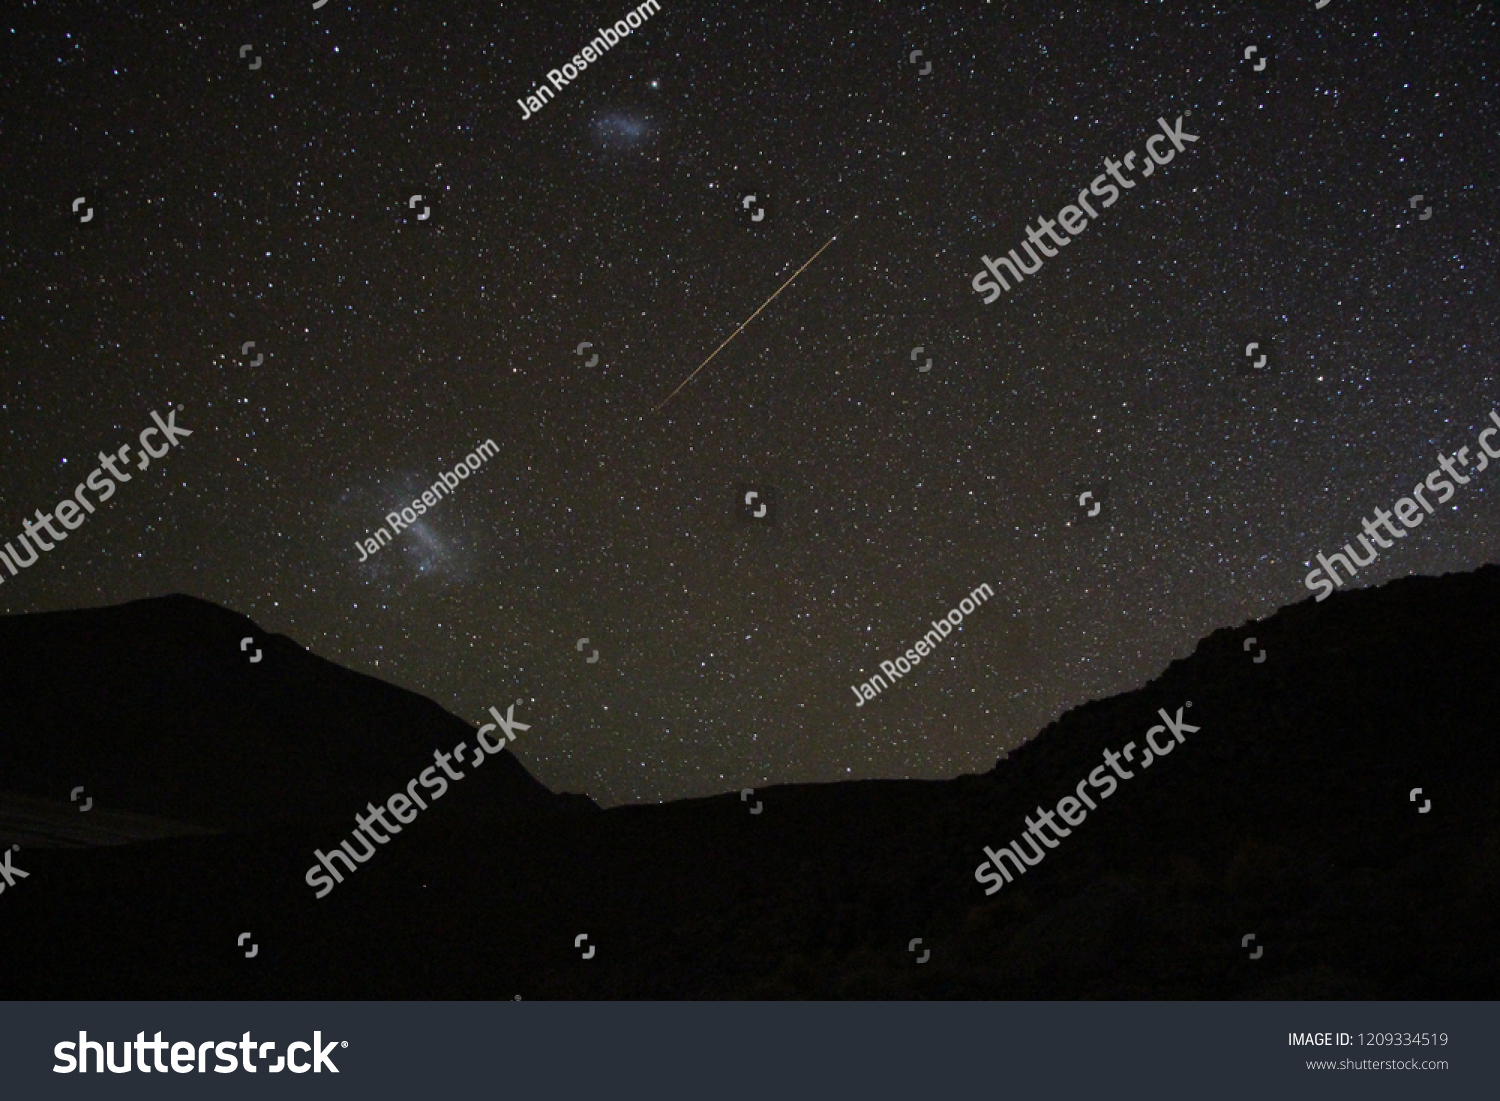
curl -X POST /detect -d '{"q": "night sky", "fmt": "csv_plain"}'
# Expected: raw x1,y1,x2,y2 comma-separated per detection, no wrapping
2,0,1497,807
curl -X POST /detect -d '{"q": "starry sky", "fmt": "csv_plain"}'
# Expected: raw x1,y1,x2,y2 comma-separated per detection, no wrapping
2,0,1498,807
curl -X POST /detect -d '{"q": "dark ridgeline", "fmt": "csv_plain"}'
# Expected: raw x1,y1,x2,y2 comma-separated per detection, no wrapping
1,575,1498,999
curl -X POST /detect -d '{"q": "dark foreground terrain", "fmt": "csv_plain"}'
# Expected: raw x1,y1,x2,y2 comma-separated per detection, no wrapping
3,574,1498,999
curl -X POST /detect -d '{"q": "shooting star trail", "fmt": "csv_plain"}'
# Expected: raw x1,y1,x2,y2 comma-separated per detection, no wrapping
653,216,857,413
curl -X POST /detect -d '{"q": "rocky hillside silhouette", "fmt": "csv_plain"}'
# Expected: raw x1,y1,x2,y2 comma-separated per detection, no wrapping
2,574,1498,999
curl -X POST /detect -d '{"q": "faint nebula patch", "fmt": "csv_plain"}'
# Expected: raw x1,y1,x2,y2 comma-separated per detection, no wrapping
592,111,654,150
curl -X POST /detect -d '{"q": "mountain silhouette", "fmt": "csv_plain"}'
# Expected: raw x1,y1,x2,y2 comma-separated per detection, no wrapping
2,575,1497,999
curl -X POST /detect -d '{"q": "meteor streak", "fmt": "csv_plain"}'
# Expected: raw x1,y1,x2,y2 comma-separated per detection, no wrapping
654,217,856,413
